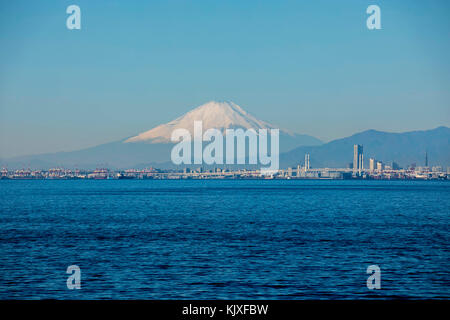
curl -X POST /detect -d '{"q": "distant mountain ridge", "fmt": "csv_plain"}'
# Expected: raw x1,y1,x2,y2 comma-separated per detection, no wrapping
280,126,450,168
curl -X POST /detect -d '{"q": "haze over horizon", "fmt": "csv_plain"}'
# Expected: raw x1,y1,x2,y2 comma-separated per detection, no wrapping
1,0,450,157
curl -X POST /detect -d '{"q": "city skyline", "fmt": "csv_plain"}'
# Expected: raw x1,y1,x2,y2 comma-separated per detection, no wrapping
1,136,448,173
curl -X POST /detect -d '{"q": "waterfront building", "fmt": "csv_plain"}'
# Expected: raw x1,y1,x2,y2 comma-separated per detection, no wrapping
392,162,400,170
377,161,383,172
369,158,376,172
353,144,363,175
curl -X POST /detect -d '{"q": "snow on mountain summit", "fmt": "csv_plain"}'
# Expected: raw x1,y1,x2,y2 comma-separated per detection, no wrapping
125,101,277,143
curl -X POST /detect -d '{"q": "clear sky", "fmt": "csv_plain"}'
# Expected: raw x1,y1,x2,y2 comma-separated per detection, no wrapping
1,0,449,157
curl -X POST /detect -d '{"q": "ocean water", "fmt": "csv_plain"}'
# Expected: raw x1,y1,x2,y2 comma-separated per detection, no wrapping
0,179,448,299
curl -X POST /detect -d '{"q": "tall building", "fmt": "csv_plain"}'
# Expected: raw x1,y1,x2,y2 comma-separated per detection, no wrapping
369,158,376,172
425,152,428,167
353,144,363,175
392,162,400,170
377,161,383,171
304,153,310,171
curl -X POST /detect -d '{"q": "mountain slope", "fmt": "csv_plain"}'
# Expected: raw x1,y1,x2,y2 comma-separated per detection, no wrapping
280,126,450,168
126,101,275,143
125,101,321,147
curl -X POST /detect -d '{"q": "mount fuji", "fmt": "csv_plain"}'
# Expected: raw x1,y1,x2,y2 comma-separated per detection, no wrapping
126,101,278,144
3,101,322,169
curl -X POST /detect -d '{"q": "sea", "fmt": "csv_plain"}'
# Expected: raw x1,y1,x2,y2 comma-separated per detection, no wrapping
0,179,448,299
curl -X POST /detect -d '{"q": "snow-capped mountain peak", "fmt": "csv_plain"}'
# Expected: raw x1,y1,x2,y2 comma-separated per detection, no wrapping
125,101,276,143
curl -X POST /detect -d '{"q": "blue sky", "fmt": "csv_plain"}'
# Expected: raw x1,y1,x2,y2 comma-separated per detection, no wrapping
1,0,449,157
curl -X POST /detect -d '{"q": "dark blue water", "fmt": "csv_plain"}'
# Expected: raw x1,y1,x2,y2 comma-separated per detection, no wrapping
0,179,449,299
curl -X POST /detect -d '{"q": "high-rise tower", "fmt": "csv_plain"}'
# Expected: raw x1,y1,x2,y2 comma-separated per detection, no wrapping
369,158,376,172
304,153,310,171
353,144,363,175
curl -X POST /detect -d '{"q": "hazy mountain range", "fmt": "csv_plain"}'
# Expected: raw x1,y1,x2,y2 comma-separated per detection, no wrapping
281,126,450,169
1,101,448,169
